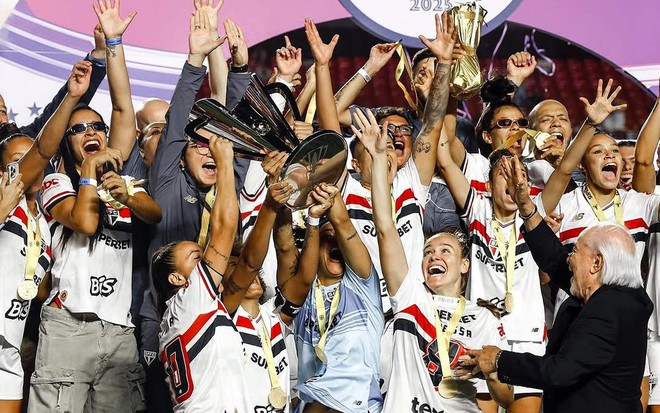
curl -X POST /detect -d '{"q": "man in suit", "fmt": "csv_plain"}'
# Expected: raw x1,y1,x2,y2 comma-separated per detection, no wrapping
460,156,653,413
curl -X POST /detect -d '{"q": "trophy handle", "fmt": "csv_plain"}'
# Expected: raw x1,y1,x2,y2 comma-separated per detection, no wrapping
264,82,302,121
183,115,265,160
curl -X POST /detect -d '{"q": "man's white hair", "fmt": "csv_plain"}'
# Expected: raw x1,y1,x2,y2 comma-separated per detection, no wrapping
578,222,642,288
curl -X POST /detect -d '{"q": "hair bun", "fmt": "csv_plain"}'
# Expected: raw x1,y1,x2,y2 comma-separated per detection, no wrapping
480,76,516,103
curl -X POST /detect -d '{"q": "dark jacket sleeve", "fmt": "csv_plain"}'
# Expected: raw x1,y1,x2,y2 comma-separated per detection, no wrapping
226,72,251,196
149,62,207,195
497,299,618,390
20,55,106,138
521,218,572,293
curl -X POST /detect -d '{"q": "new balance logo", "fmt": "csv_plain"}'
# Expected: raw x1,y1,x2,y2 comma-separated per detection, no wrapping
5,299,29,320
90,275,118,297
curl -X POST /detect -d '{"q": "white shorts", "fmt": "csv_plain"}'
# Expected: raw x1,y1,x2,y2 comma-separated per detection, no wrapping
476,340,545,396
0,336,23,400
648,334,660,405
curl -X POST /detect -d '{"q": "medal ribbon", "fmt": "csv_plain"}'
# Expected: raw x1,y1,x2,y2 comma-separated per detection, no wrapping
491,218,517,307
433,296,466,384
313,281,341,361
583,186,623,225
257,316,284,397
394,44,417,111
197,185,216,248
24,208,41,284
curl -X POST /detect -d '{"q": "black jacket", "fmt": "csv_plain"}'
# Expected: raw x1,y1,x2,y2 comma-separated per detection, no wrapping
497,220,653,413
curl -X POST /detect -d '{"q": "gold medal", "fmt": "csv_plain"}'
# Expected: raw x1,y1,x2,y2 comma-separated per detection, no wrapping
268,387,288,410
438,377,459,399
17,280,38,301
504,292,515,313
314,345,328,363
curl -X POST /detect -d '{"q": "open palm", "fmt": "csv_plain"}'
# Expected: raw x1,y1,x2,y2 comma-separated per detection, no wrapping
580,79,627,125
419,11,456,63
92,0,136,39
305,18,338,67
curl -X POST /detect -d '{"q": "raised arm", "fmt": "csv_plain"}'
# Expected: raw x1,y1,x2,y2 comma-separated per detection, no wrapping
506,51,536,89
541,79,627,214
195,0,229,104
437,119,471,211
632,81,660,193
305,18,340,133
352,109,407,294
202,135,238,292
278,185,334,304
93,0,138,161
290,64,317,122
415,12,455,185
326,186,371,278
334,42,398,126
19,61,91,189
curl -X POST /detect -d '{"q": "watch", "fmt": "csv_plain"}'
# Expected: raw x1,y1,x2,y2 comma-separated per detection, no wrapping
230,63,248,73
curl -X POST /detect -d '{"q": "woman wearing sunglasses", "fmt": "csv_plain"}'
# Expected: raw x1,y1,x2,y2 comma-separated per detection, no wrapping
29,3,161,413
0,61,92,413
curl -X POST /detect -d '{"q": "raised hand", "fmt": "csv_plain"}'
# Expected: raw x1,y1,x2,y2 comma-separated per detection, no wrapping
208,134,233,165
224,19,248,67
500,155,533,213
91,24,106,59
304,63,316,87
580,79,628,125
92,0,137,39
350,108,388,157
67,61,93,98
308,183,339,218
189,10,226,60
194,0,223,32
265,179,294,209
507,51,537,86
419,11,456,64
304,18,339,67
276,35,303,83
261,150,288,186
364,42,399,74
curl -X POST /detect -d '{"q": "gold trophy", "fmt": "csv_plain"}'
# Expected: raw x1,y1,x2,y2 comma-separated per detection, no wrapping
449,2,487,100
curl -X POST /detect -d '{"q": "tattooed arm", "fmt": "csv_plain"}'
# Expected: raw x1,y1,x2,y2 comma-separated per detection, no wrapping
414,12,456,186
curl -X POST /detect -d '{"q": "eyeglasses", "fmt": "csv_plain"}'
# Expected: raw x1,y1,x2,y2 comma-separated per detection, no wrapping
66,121,108,136
188,142,210,156
492,118,529,129
382,124,413,136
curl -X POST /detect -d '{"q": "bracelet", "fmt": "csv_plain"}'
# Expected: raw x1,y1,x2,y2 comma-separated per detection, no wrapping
79,177,98,187
585,118,600,128
494,349,503,371
307,215,320,227
357,67,372,83
519,204,537,220
230,63,249,73
105,37,122,47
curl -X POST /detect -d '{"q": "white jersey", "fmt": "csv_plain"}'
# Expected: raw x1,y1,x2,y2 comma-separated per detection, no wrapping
159,261,251,412
0,198,51,349
239,161,278,301
234,299,290,412
538,187,660,259
342,157,429,314
384,267,507,413
461,152,489,196
461,190,545,342
526,159,554,197
40,173,144,326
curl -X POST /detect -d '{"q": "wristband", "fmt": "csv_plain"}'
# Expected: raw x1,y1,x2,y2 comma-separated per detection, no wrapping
307,215,320,227
230,63,249,73
357,67,372,83
519,204,537,220
494,350,503,371
79,177,98,187
105,37,122,47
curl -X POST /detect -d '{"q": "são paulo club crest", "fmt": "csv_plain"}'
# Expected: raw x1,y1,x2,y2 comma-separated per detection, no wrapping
423,337,468,386
339,0,522,48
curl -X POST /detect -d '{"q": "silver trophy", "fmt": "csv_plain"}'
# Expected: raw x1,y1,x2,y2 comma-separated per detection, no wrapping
185,75,348,210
